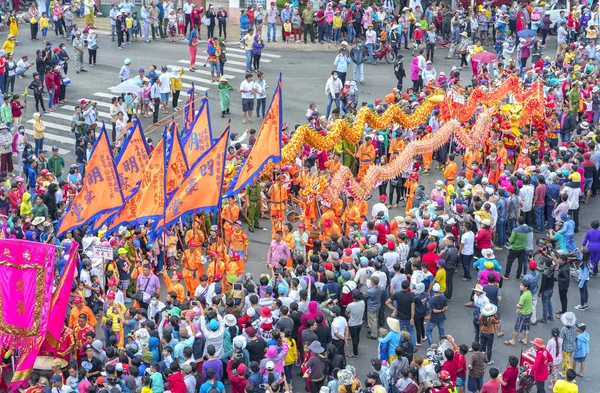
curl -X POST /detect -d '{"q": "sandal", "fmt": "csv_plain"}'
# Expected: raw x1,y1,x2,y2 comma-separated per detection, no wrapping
497,332,505,337
242,120,247,124
519,339,527,345
504,340,515,346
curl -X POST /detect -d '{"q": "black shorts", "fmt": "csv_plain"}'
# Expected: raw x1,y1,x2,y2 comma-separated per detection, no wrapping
514,313,531,332
242,98,254,112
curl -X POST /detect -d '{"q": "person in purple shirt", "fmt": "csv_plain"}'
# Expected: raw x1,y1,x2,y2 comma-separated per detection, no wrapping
582,220,600,275
266,231,291,268
201,344,224,383
136,263,161,309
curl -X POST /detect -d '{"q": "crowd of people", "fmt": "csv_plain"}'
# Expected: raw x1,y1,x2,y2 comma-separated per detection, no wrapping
2,1,600,393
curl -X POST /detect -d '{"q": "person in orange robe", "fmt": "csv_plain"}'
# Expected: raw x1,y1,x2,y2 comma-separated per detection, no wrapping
496,141,508,165
443,154,458,186
389,134,405,159
271,213,285,239
325,152,342,174
320,204,336,229
463,147,483,180
321,218,341,241
162,270,186,302
179,240,203,296
404,173,419,215
221,196,241,242
228,220,249,267
72,314,94,360
488,160,501,186
342,196,361,235
358,199,369,226
268,175,289,221
514,148,531,170
68,296,97,328
282,223,295,267
331,197,344,223
185,220,205,247
421,126,434,174
356,136,376,178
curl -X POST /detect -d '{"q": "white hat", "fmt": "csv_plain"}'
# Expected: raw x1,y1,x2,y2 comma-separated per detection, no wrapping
224,314,237,327
581,122,590,129
266,361,275,370
482,219,491,227
432,283,441,292
482,248,495,259
482,176,489,184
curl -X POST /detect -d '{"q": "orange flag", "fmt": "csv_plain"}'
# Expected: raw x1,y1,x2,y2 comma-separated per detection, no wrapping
164,124,230,228
183,94,213,165
107,135,166,232
227,79,282,196
166,121,189,195
93,118,150,231
57,127,124,236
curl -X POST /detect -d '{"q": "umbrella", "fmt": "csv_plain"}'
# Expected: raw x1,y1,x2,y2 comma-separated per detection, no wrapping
472,51,498,64
517,29,537,39
110,80,143,94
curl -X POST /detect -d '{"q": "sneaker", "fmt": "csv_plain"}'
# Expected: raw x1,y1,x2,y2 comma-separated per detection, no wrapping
486,361,494,366
575,305,586,310
494,246,503,251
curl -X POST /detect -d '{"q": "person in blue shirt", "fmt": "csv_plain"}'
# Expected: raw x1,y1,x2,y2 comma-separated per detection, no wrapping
558,213,576,252
199,368,226,393
575,248,591,311
333,48,351,85
156,1,165,39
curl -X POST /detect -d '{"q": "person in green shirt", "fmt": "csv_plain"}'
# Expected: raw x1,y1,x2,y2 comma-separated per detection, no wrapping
31,195,49,218
0,95,12,130
47,146,65,181
504,279,532,346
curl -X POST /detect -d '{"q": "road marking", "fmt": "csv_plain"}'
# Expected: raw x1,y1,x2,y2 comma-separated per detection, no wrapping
176,60,247,74
207,51,272,62
166,66,236,80
196,56,249,67
39,111,77,122
225,47,281,58
23,125,72,154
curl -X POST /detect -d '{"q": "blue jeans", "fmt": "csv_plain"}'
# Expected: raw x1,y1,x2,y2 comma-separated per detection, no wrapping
245,50,252,70
268,22,277,41
352,62,364,82
546,204,554,229
497,218,507,247
325,23,332,40
399,319,416,347
347,24,355,43
534,205,545,231
318,24,325,41
326,93,339,117
426,320,445,345
579,281,588,305
541,289,553,320
34,138,44,155
460,253,473,279
48,88,55,109
560,132,571,143
111,24,116,41
0,74,5,95
333,28,340,43
367,43,376,63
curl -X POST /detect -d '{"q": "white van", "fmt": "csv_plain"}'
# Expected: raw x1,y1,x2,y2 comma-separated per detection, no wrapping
547,0,571,31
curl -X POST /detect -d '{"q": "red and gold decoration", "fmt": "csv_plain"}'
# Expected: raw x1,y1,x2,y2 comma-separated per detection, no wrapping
280,92,446,164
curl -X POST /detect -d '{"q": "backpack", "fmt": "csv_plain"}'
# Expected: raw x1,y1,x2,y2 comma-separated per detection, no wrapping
207,381,220,393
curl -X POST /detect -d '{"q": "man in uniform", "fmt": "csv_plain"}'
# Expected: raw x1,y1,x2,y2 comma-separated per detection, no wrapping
68,296,97,328
162,270,186,302
185,219,206,246
222,196,241,241
356,135,375,178
179,240,203,296
246,178,262,232
268,175,288,222
389,133,405,158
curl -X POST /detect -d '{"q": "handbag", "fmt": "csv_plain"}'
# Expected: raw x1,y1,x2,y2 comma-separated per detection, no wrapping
133,275,151,303
62,77,71,85
201,15,211,26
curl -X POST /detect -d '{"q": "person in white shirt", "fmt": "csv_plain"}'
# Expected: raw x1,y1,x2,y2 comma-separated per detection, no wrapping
158,66,172,112
459,221,475,281
365,24,377,65
371,194,389,220
330,306,349,358
254,71,267,119
325,70,343,118
382,240,400,271
519,176,535,226
239,73,256,124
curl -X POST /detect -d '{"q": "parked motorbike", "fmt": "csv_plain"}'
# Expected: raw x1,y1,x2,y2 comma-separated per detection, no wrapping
533,238,581,281
362,40,396,64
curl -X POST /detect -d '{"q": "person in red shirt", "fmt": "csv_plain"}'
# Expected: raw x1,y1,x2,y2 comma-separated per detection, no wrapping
498,355,518,393
44,65,57,112
166,363,187,393
456,344,469,393
529,338,552,392
227,359,249,393
475,219,493,255
422,242,440,278
441,348,459,385
481,367,501,393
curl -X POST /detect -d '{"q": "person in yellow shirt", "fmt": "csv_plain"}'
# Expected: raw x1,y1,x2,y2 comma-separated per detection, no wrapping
40,12,49,42
283,20,292,43
162,270,186,302
180,240,203,294
333,11,342,43
68,296,97,328
2,34,16,54
268,175,288,222
104,292,126,346
434,259,447,293
169,67,184,110
443,154,458,186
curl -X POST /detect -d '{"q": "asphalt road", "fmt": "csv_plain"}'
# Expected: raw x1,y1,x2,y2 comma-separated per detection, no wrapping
11,28,596,390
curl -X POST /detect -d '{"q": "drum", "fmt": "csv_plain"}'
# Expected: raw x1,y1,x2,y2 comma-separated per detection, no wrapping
32,356,68,380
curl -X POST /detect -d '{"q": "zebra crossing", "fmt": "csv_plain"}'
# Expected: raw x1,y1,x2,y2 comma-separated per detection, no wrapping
28,47,282,158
